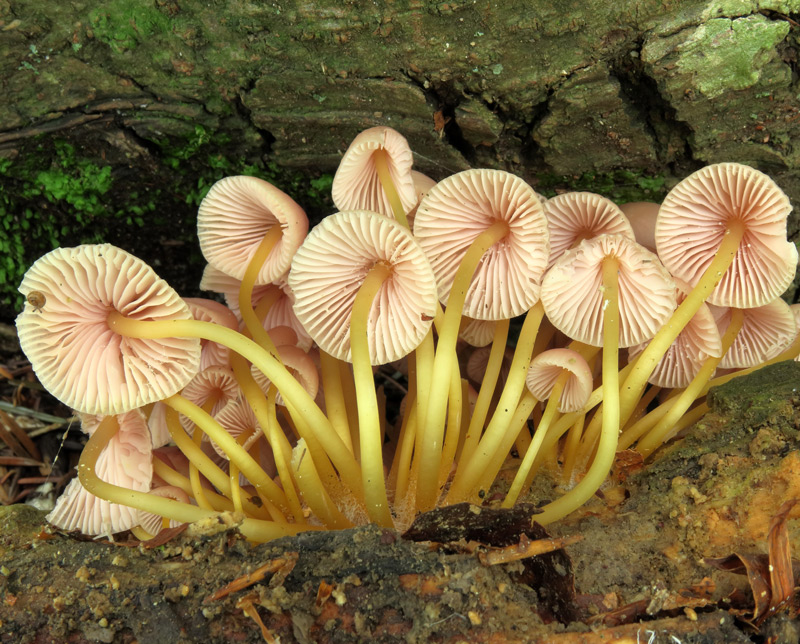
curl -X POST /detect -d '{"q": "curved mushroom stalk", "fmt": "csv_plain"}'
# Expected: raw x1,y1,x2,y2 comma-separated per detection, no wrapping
288,210,438,526
414,169,550,511
502,348,593,507
197,175,308,349
618,163,797,430
78,415,305,543
534,234,676,524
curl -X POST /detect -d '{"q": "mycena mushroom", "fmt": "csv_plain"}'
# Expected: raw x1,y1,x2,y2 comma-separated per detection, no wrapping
536,234,676,524
288,209,438,526
619,163,798,429
414,168,550,510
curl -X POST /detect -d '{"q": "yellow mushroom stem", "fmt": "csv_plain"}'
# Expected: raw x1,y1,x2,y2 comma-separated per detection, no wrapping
445,300,545,505
560,414,585,485
237,226,284,354
635,307,745,457
389,393,417,500
228,349,306,523
623,385,662,431
373,148,410,228
163,394,290,515
319,350,354,453
502,369,571,508
616,219,746,429
336,360,361,461
534,255,621,525
106,311,364,504
292,439,353,529
350,261,395,526
78,416,302,543
188,425,215,511
152,454,242,515
186,392,224,511
411,328,434,463
437,375,467,494
460,319,510,464
164,404,281,521
530,361,635,481
417,219,510,512
475,389,538,500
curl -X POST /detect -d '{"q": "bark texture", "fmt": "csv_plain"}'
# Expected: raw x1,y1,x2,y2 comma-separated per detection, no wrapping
1,0,799,314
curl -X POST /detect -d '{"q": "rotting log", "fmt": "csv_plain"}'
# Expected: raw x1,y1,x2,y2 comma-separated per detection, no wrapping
1,1,799,316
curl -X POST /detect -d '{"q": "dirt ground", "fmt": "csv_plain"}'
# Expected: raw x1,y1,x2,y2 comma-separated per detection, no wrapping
1,316,800,642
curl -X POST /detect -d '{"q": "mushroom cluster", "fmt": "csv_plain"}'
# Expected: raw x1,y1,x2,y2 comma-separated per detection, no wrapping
16,127,800,541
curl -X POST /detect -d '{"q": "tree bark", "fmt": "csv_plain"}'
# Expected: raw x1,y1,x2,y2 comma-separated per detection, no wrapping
1,0,799,315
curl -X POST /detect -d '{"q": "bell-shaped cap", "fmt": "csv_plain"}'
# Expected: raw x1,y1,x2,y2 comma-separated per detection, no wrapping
710,299,796,368
180,366,240,432
251,343,319,406
544,192,634,269
414,169,550,320
627,286,722,388
197,176,309,285
526,349,593,413
46,410,152,536
16,244,200,415
289,210,438,365
656,163,797,308
200,265,313,351
331,126,418,220
459,316,496,348
184,298,239,369
209,397,260,460
541,234,677,348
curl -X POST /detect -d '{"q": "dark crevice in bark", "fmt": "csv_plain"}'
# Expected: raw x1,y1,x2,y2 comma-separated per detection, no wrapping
770,12,800,84
234,78,275,156
610,40,696,171
402,72,474,167
518,93,555,172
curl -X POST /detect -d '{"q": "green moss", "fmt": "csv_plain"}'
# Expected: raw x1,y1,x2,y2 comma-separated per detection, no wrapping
535,169,667,204
0,139,149,312
88,3,174,54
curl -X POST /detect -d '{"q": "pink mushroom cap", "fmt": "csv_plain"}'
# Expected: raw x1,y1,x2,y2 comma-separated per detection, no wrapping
197,176,309,285
16,244,200,415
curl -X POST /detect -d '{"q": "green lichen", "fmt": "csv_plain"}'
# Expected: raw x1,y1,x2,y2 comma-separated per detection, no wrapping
674,15,790,99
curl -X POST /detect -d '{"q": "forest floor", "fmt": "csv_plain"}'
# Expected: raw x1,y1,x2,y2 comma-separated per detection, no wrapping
0,319,799,643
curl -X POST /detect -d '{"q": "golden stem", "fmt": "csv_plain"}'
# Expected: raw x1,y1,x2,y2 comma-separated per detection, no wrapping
350,262,394,527
238,227,284,354
373,148,410,228
106,312,364,503
445,301,544,504
534,255,620,524
418,220,510,511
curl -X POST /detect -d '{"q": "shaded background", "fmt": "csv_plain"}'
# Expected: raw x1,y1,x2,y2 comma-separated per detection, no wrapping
1,0,799,319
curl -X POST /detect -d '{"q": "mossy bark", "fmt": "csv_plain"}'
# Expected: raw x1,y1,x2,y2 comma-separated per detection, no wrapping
1,0,799,315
